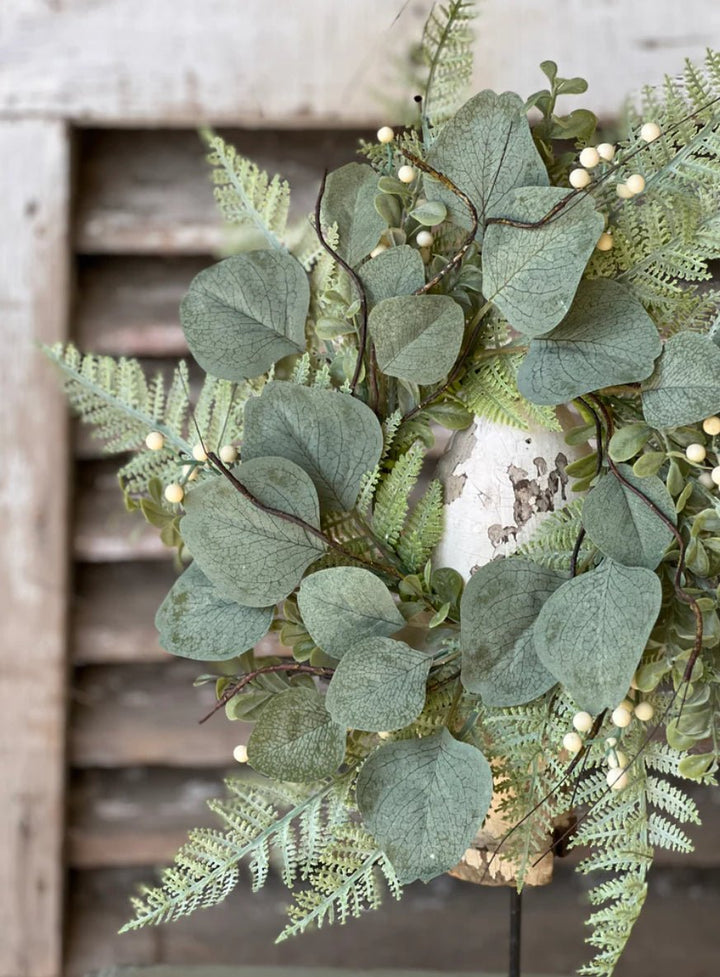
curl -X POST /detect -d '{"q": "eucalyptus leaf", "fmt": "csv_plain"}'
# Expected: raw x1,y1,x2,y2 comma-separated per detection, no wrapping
426,90,548,242
482,187,603,337
642,332,720,429
181,456,325,607
460,558,565,706
517,279,661,404
356,729,493,883
155,562,273,660
410,200,448,226
582,466,676,570
608,423,652,463
297,566,404,658
246,687,346,782
180,251,308,381
321,162,386,267
368,294,464,384
325,637,431,731
534,559,662,714
242,383,383,511
358,245,425,307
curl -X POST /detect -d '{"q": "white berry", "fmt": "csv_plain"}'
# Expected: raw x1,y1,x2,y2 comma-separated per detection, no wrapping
616,183,633,199
398,164,416,184
569,167,591,189
145,431,165,451
377,126,395,144
634,701,654,722
711,466,720,486
640,122,661,143
597,142,616,162
606,736,618,747
611,705,632,728
164,482,184,504
596,231,613,252
370,243,389,258
702,415,720,436
626,173,646,195
699,472,715,489
608,749,628,770
192,443,208,463
685,443,707,464
573,711,594,733
219,444,238,465
579,146,600,169
563,731,583,754
416,229,434,248
233,744,248,763
606,768,630,791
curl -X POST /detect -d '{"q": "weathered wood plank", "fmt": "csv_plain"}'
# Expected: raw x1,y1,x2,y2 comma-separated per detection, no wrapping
0,119,70,977
4,1,720,124
74,128,366,254
69,662,251,767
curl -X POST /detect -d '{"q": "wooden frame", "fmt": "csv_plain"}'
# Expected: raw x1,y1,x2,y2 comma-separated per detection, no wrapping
2,3,720,976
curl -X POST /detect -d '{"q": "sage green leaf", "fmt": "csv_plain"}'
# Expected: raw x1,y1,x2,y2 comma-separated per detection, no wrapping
642,332,720,429
297,566,404,658
180,251,309,381
410,200,448,226
155,562,273,660
482,187,604,337
321,162,385,267
357,729,493,883
246,687,346,782
242,383,383,511
426,90,548,242
582,466,676,570
325,638,431,731
517,279,661,404
534,559,662,715
368,294,464,384
358,245,425,307
608,423,652,463
460,559,565,706
181,456,325,607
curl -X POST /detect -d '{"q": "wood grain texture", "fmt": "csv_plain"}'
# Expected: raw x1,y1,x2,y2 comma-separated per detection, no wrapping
0,120,70,977
3,1,720,125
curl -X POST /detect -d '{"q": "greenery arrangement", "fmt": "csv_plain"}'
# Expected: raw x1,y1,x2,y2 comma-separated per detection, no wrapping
47,2,720,974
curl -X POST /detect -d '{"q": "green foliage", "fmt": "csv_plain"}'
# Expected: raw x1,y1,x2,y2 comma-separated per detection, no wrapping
180,251,309,382
397,479,444,572
642,331,720,428
526,60,597,178
460,559,564,706
517,279,662,406
202,130,290,250
368,294,464,384
181,456,325,607
358,245,425,306
121,776,352,929
356,729,493,882
278,825,402,941
297,567,404,659
320,162,385,267
459,352,560,431
418,0,477,128
534,559,663,714
372,441,425,547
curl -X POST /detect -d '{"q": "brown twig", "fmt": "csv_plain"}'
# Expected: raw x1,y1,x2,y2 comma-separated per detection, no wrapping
198,662,335,724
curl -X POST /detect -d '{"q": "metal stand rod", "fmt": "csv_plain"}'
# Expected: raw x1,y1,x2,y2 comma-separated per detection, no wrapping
509,887,522,977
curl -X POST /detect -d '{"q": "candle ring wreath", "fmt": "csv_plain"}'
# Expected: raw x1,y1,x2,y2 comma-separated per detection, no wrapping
47,3,720,974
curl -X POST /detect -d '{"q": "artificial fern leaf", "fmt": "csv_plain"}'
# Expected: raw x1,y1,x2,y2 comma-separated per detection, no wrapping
277,825,402,942
372,441,425,547
420,1,477,128
121,778,350,930
517,499,595,571
397,479,444,572
202,130,290,250
460,353,561,431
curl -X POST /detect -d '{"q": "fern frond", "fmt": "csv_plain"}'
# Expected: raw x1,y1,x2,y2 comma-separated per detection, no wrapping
421,1,477,128
357,411,403,516
121,777,351,930
277,825,402,942
397,479,444,572
517,499,593,570
202,130,290,250
372,441,425,547
459,353,561,431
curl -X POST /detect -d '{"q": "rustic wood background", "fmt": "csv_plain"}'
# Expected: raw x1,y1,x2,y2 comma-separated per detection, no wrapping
2,3,720,977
